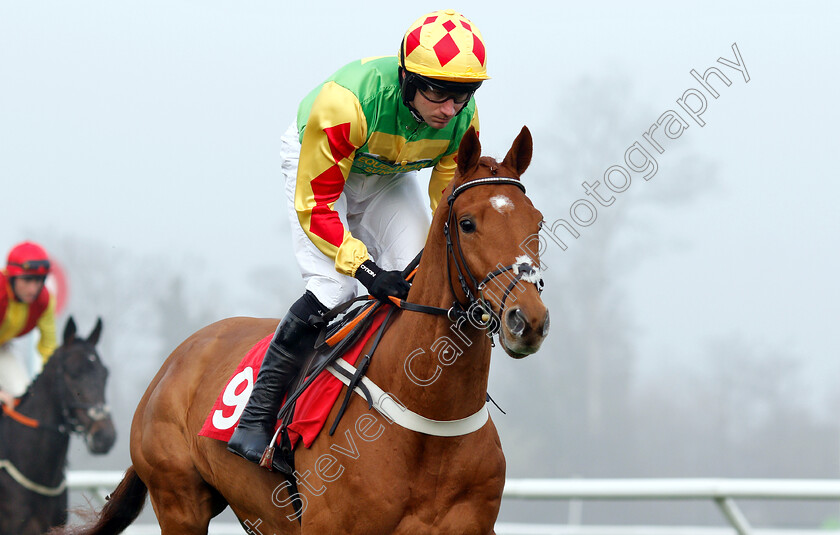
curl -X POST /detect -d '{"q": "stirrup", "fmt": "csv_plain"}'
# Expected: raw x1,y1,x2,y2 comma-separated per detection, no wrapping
259,444,275,470
258,426,293,474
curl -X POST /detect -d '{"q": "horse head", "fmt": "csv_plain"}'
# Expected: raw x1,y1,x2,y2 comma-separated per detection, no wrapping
443,126,549,358
52,317,116,454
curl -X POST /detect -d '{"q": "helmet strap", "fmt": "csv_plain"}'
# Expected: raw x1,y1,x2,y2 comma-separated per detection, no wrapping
399,68,425,124
8,277,27,303
399,69,476,124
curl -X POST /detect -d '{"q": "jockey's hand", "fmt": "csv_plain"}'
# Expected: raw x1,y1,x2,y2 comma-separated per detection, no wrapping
354,259,411,303
0,389,14,407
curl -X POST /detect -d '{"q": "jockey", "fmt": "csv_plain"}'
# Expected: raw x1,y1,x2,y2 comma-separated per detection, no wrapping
0,241,57,406
228,9,489,463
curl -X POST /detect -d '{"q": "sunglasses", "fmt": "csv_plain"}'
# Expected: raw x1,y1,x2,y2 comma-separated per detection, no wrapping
417,85,474,105
10,259,51,271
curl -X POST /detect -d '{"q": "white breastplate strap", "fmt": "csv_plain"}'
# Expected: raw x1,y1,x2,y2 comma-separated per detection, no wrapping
327,359,489,437
0,458,67,496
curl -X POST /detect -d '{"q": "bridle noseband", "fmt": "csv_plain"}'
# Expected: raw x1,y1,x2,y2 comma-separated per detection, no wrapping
5,345,111,436
441,176,544,337
275,176,547,440
53,351,112,435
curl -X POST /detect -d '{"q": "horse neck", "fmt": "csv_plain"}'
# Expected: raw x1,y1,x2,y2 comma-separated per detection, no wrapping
377,215,494,421
18,358,66,428
3,357,71,484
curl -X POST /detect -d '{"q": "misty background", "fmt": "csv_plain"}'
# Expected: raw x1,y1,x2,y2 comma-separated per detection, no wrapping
2,0,839,529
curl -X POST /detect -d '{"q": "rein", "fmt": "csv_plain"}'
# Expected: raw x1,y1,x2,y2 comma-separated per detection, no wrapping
391,176,544,338
1,347,111,435
323,176,543,437
267,176,545,453
1,402,39,428
0,343,110,497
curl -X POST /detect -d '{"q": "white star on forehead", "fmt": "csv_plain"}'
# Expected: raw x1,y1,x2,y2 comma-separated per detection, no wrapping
490,195,514,213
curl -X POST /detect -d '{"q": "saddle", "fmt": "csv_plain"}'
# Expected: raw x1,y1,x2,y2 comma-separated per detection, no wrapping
199,252,423,474
268,296,393,473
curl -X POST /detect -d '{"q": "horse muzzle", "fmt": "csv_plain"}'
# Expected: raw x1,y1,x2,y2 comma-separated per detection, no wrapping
500,305,549,358
74,405,117,454
85,418,117,454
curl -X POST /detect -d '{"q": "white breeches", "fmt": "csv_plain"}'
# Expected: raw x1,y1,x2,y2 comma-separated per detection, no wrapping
280,123,430,309
0,344,29,397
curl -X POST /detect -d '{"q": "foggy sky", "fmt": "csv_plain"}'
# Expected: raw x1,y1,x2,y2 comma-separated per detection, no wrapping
2,2,839,411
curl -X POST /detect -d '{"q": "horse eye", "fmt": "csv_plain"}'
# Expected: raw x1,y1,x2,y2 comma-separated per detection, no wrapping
459,218,476,233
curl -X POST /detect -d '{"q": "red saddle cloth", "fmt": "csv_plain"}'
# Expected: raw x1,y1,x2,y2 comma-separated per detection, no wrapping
199,311,387,449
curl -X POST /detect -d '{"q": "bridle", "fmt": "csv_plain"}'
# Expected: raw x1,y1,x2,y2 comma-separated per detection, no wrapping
444,177,544,330
2,343,111,436
305,176,546,441
391,176,544,339
52,346,112,436
273,176,547,445
317,175,545,337
0,342,111,497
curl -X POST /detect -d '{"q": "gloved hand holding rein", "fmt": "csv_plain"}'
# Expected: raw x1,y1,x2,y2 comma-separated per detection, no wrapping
354,259,411,302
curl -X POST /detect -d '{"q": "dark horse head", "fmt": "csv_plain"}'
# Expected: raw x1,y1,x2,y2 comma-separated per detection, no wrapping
0,317,116,535
48,317,116,453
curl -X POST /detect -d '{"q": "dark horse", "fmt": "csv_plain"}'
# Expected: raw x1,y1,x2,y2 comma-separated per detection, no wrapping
53,126,548,534
0,317,116,535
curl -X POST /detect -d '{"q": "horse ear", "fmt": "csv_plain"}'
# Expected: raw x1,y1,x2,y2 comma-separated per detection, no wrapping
456,126,481,177
63,316,77,345
502,125,533,177
87,317,103,346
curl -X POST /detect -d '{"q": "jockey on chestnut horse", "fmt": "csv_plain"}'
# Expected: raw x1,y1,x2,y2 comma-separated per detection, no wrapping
227,8,490,466
52,10,549,535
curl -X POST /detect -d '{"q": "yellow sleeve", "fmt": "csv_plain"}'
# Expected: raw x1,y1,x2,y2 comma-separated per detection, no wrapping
428,110,480,212
295,81,372,277
36,296,57,363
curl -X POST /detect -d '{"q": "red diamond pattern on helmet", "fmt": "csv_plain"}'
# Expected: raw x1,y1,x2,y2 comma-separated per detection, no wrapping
472,33,485,66
461,20,472,31
405,26,423,56
423,15,437,24
433,32,460,67
442,19,456,32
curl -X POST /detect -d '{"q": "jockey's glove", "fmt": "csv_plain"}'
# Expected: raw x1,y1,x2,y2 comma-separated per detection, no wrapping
354,259,411,303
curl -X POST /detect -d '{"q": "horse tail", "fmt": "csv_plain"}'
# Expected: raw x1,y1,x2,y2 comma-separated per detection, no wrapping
48,466,148,535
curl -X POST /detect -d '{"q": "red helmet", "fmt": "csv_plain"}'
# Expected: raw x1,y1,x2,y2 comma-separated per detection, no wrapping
6,241,51,277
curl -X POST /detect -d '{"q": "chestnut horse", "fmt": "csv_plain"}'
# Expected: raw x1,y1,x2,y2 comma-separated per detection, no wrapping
54,126,548,535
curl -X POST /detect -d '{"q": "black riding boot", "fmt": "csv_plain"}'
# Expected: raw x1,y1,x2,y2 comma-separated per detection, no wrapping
227,292,324,464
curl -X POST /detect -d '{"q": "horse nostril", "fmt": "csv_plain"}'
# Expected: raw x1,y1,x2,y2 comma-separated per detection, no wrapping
506,308,527,337
541,310,550,337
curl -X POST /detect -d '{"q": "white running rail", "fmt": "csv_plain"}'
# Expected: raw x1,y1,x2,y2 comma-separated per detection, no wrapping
67,473,840,535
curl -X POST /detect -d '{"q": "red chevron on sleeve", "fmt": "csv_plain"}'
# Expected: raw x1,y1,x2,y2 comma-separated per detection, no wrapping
308,123,356,247
325,123,355,164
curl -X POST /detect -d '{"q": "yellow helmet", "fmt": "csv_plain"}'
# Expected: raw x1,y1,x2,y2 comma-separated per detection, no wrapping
400,9,489,82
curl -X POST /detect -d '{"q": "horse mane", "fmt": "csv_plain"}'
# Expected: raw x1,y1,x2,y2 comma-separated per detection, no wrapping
11,341,70,405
